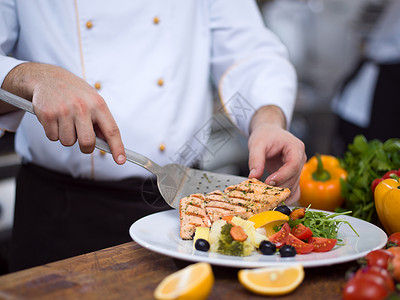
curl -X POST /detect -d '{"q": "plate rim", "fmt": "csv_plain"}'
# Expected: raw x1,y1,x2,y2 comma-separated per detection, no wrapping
129,209,387,268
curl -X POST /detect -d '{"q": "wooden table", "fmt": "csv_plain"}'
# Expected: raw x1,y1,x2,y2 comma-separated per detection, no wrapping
0,242,355,299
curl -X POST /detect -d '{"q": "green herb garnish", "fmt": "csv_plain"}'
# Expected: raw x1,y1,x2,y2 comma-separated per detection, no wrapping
340,135,400,223
288,206,359,243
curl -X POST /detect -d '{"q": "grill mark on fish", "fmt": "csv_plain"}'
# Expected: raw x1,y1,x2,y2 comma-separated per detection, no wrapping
179,194,211,239
179,178,290,239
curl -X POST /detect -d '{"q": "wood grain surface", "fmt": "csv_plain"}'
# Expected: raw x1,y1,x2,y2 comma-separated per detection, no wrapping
0,242,355,299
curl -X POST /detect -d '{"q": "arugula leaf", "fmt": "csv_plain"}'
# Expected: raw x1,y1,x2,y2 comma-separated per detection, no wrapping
288,207,358,241
339,135,400,223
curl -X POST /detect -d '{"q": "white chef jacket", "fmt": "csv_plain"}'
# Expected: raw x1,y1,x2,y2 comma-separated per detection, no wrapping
0,0,297,180
332,0,400,128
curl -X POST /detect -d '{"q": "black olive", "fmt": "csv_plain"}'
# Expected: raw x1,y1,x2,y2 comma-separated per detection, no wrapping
259,240,276,255
195,239,210,252
274,205,291,216
279,245,297,257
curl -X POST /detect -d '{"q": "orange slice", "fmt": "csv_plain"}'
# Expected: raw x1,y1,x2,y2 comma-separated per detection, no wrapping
154,262,214,300
248,211,289,237
238,264,304,296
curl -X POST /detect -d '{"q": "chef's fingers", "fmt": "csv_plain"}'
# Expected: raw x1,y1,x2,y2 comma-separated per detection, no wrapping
58,112,77,147
33,99,59,142
278,166,302,204
265,149,306,190
248,139,266,180
93,104,126,165
284,183,301,205
75,115,96,154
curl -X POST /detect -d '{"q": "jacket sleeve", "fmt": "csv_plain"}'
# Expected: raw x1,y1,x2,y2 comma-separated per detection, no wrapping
0,0,27,132
209,0,297,135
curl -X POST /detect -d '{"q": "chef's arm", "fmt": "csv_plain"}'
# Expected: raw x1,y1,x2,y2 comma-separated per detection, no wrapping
247,104,306,203
0,62,126,165
0,63,32,114
250,104,286,131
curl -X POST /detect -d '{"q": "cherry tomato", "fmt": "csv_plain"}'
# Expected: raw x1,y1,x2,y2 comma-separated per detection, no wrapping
286,234,314,254
291,223,313,240
269,222,290,248
392,256,400,282
387,232,400,248
289,208,305,221
365,249,394,269
342,276,389,300
308,237,337,252
355,266,395,292
387,246,400,258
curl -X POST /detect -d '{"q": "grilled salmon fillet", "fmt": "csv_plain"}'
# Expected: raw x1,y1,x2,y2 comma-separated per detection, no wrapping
179,194,212,240
179,178,290,239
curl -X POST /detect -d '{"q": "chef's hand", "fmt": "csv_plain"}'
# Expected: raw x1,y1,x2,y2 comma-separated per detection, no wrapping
247,105,306,204
1,62,126,165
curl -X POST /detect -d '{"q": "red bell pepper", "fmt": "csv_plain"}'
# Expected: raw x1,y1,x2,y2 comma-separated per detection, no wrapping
371,169,400,194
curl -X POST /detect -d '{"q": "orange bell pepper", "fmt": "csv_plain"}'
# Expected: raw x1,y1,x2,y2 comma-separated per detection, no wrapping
299,154,347,211
374,178,400,235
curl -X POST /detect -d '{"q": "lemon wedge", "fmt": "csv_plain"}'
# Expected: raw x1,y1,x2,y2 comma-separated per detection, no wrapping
238,264,304,296
248,211,289,237
154,262,214,300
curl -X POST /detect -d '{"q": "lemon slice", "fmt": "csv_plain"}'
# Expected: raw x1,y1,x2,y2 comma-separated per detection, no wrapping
154,262,214,300
248,211,289,237
238,264,304,296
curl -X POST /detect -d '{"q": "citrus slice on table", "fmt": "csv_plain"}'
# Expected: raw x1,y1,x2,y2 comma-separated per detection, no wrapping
248,211,289,237
238,264,305,296
154,262,214,300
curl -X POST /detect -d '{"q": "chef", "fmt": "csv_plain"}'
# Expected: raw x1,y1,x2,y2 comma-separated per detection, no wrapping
0,0,305,271
332,0,400,153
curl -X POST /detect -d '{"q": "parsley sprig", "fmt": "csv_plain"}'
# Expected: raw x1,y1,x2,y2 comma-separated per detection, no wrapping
340,135,400,223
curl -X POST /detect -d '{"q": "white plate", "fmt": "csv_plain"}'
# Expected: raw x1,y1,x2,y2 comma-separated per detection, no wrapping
129,209,387,268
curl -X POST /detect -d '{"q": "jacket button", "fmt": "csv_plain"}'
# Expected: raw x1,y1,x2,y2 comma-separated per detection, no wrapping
94,82,101,90
159,143,166,152
100,150,106,156
86,21,93,29
153,17,160,24
157,79,164,86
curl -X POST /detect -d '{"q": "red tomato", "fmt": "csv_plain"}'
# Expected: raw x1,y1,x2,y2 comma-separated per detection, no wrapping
387,232,400,248
342,276,389,300
291,223,313,240
286,234,314,254
308,237,337,252
269,222,290,248
355,266,395,292
365,249,394,269
392,256,400,282
387,246,400,258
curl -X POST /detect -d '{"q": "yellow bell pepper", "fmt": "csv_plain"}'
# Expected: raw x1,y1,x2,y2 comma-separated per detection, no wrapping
374,178,400,235
299,154,347,211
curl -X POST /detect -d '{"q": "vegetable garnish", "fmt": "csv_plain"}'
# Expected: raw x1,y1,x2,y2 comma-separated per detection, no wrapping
287,206,359,243
340,135,400,223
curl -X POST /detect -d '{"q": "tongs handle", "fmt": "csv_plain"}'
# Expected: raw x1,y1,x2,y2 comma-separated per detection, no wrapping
94,137,162,175
0,88,162,175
